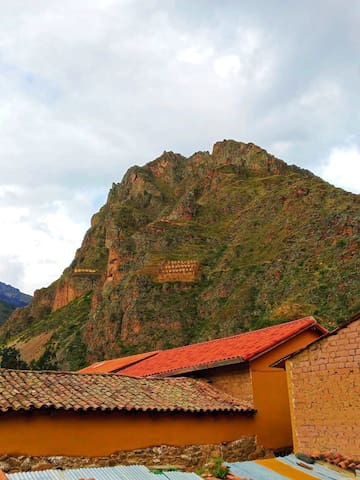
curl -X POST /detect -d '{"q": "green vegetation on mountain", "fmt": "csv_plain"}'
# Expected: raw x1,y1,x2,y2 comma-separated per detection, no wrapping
1,140,359,369
0,282,32,325
0,300,16,325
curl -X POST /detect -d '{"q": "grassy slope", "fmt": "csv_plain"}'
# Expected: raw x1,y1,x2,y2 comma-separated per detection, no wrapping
0,300,16,325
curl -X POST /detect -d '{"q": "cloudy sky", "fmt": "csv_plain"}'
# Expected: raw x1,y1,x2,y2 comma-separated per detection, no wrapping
0,0,359,294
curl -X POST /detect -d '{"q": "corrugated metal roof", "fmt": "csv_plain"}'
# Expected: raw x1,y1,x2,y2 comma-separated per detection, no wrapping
7,465,153,480
227,461,289,480
227,455,353,480
277,455,351,480
163,473,202,480
7,466,202,480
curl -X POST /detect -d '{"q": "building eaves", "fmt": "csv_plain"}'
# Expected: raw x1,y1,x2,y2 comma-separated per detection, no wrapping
271,311,360,368
0,369,255,414
78,351,159,374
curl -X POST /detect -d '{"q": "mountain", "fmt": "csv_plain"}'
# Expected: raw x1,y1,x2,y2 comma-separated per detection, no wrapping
0,300,16,325
0,281,32,308
0,282,32,325
1,140,359,370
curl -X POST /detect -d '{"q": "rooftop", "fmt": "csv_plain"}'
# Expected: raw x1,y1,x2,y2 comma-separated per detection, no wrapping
117,317,327,377
272,311,360,368
78,351,159,374
0,369,254,414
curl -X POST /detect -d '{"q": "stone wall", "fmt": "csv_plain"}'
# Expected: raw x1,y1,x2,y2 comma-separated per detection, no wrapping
156,261,200,283
0,437,272,473
288,319,360,457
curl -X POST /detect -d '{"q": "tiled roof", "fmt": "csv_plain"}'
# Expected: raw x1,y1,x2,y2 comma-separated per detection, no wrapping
78,351,159,374
119,317,327,377
0,369,254,413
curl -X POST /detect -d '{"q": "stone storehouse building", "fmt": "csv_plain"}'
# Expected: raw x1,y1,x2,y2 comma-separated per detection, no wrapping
274,313,360,458
81,317,327,450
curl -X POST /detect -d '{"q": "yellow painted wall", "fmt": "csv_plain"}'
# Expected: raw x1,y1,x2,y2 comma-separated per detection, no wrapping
0,410,256,457
190,330,322,450
250,330,321,449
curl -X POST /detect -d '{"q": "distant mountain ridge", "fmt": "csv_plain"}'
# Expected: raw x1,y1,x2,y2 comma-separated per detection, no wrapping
0,282,32,325
0,282,32,307
1,140,359,370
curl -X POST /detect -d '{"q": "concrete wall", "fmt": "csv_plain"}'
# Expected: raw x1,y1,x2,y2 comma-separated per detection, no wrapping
0,409,256,457
287,319,360,458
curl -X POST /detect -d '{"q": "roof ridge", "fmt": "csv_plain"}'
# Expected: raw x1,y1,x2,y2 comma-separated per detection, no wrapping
145,316,316,354
0,368,216,382
118,316,322,377
0,368,143,378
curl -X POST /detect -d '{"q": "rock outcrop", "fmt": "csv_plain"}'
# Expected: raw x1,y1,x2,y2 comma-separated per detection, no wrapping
1,140,360,369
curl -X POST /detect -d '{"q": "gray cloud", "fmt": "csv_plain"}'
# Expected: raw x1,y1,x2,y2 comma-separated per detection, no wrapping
0,0,359,292
0,255,25,290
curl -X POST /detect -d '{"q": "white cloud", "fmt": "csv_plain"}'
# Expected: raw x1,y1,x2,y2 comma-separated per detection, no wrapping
0,202,88,294
0,0,358,294
268,141,293,158
320,145,360,194
177,47,213,65
299,81,342,108
213,54,242,79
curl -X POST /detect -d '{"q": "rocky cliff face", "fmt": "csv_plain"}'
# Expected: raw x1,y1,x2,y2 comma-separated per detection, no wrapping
1,140,360,369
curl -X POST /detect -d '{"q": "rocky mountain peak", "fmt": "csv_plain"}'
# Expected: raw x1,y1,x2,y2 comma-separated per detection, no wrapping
1,140,359,370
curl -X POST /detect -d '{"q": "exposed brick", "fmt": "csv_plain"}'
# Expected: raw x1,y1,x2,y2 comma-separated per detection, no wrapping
290,318,360,459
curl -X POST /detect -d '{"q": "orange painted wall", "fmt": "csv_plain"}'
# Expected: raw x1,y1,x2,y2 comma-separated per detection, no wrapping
0,410,256,457
250,329,321,449
189,330,322,450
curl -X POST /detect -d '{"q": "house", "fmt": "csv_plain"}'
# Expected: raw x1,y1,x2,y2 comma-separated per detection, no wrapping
272,313,360,458
0,368,255,457
81,317,327,450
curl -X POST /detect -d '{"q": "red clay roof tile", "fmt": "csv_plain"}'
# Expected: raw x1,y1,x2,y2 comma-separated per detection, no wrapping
78,351,159,374
0,369,254,414
119,317,326,377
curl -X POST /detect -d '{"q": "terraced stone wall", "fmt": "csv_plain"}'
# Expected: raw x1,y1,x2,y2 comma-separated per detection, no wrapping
156,260,200,283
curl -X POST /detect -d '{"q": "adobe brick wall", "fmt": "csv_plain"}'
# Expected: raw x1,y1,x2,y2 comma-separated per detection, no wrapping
193,364,253,405
288,319,360,457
